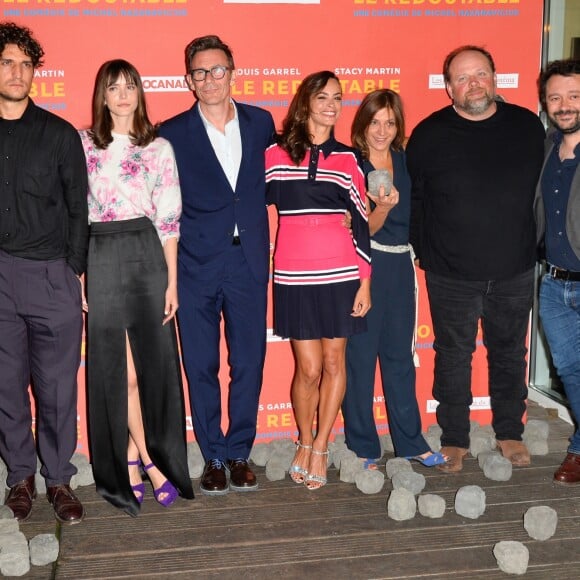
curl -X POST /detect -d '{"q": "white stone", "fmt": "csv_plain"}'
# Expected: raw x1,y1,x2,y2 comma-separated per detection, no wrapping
264,457,287,481
524,437,549,456
186,441,204,479
477,450,500,469
379,434,394,455
493,541,529,575
367,169,393,196
333,449,357,471
29,534,59,566
385,457,412,480
423,432,441,452
523,419,549,440
418,494,446,518
0,519,18,534
391,471,426,495
34,472,46,495
328,441,348,468
387,488,416,521
524,506,558,540
469,430,496,457
70,456,94,487
482,455,513,481
0,531,29,577
249,443,273,467
339,456,363,483
270,438,295,453
355,470,385,494
455,485,486,519
426,423,443,438
275,450,295,472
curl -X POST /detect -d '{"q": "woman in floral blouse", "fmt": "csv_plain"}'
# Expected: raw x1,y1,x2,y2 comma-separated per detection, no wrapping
81,60,193,516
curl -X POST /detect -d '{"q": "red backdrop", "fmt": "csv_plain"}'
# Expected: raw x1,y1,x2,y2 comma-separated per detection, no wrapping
7,0,544,453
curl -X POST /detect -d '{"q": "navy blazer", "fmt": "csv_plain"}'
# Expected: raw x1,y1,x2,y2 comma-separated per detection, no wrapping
159,101,275,284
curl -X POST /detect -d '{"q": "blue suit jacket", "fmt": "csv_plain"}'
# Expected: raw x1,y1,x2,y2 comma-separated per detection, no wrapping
159,101,275,284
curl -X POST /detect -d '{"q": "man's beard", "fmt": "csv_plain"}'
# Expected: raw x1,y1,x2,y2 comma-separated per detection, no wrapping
550,110,580,135
455,92,495,117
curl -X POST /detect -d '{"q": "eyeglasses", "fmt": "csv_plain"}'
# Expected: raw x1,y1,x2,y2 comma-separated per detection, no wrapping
189,65,230,82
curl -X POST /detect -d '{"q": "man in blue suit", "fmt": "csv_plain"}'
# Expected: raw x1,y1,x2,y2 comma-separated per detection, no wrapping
159,35,275,495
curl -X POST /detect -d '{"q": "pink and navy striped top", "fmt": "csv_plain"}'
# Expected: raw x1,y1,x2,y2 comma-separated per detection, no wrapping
266,136,371,286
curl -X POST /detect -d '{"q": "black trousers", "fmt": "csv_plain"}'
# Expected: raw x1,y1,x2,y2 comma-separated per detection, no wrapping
87,218,193,516
425,268,534,449
0,250,82,487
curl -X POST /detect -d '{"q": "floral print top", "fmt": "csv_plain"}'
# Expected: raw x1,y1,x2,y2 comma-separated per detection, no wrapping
80,131,181,245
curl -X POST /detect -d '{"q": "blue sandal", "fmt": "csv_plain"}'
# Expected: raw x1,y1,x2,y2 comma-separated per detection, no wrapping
405,452,447,467
362,458,380,470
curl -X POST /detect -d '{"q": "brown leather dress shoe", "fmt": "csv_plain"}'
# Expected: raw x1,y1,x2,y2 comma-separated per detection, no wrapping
200,459,229,496
227,459,258,491
46,484,85,524
554,452,580,485
5,475,36,522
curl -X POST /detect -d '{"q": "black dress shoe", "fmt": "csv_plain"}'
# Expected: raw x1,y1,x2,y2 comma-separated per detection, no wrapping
46,484,85,524
5,475,36,521
200,459,229,496
227,459,258,491
554,452,580,485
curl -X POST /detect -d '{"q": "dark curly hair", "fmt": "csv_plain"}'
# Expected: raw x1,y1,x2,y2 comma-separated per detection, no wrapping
278,70,340,165
0,21,44,68
538,59,580,109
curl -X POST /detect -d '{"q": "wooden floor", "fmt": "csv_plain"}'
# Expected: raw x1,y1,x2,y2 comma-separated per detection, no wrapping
17,402,580,580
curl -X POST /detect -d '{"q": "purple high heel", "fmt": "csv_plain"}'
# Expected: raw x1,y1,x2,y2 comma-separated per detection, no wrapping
128,460,145,504
143,463,178,507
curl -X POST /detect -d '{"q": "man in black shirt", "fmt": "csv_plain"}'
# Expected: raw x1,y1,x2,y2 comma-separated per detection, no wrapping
407,45,545,472
0,22,88,522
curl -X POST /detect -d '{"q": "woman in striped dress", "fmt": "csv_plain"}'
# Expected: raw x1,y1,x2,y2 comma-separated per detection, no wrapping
265,71,371,489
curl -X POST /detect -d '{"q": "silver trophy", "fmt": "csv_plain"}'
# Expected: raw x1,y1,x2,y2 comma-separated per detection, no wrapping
367,169,393,197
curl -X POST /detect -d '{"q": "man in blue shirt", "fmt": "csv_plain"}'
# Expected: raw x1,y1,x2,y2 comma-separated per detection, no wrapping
535,58,580,484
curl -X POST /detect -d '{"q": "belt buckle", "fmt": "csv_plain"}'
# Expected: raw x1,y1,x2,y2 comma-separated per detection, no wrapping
549,264,568,280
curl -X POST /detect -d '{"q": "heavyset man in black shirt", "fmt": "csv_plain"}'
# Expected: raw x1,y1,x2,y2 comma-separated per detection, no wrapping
407,46,546,473
0,22,88,523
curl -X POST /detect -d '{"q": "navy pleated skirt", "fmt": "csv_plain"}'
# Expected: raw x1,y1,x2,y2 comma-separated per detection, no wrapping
274,280,367,340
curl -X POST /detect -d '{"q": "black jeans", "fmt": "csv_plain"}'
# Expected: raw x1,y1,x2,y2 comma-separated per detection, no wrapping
425,268,534,449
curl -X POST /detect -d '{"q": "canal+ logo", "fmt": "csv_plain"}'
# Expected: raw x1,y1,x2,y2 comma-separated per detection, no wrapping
141,76,189,93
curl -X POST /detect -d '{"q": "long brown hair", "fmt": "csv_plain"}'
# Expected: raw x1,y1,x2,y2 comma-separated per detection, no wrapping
278,70,340,165
351,90,406,159
89,59,156,150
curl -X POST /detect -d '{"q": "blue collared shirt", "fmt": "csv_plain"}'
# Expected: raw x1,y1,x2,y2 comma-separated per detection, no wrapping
542,131,580,271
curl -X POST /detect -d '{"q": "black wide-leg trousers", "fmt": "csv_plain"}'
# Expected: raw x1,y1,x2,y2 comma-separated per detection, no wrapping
87,218,193,516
